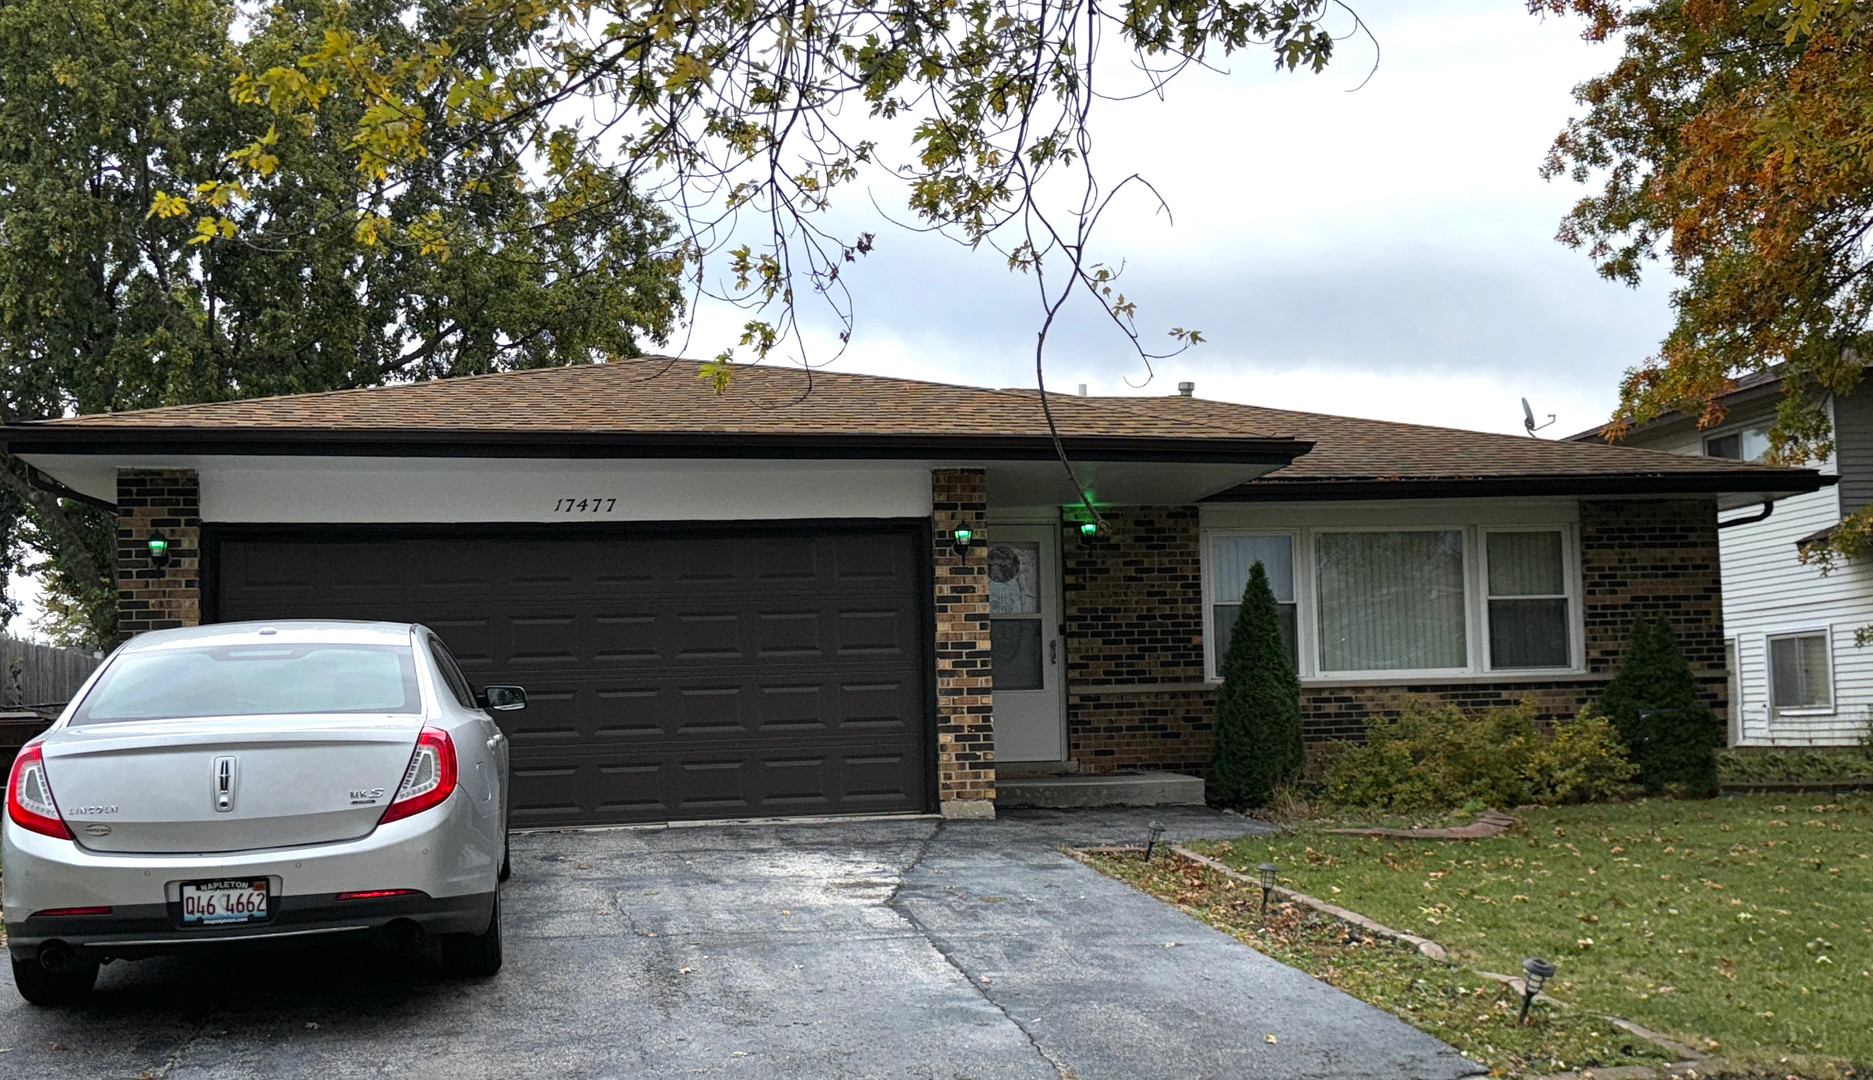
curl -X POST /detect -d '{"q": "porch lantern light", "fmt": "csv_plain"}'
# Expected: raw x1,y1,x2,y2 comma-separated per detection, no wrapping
1079,521,1099,538
1258,863,1278,921
146,532,171,569
952,526,975,551
1143,820,1166,862
1519,957,1556,1024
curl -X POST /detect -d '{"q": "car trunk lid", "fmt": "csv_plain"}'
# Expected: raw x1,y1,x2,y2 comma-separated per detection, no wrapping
40,717,423,854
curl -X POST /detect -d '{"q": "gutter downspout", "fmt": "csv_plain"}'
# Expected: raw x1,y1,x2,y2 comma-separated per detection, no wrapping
1718,500,1774,529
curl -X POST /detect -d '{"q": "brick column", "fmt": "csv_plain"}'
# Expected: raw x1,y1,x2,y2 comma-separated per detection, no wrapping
116,470,202,639
932,469,994,818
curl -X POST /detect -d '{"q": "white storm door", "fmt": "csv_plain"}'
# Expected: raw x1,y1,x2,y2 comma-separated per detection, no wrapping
988,526,1065,762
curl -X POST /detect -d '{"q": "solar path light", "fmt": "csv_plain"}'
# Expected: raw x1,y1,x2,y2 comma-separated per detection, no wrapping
1258,863,1278,922
1143,821,1166,862
1519,958,1555,1024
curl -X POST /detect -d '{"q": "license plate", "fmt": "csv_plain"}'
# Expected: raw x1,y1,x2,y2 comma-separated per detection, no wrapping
180,879,270,925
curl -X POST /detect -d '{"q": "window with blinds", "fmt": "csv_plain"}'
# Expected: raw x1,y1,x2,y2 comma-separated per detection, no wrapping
1485,531,1572,669
1209,534,1297,675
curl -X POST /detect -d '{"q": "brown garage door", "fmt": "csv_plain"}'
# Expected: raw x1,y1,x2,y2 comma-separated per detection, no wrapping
209,524,933,826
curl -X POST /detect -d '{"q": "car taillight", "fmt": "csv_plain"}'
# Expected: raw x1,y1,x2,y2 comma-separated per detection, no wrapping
380,728,457,824
7,745,72,840
336,890,419,902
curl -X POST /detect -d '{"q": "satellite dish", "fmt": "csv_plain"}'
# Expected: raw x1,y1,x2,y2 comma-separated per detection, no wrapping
1522,397,1555,437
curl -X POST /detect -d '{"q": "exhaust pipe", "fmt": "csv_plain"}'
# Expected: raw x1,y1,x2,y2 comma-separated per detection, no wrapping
377,919,424,952
37,941,79,973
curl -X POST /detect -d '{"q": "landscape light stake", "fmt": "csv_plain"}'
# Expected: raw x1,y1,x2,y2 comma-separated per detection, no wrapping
1258,863,1278,922
1143,821,1166,862
1519,958,1555,1024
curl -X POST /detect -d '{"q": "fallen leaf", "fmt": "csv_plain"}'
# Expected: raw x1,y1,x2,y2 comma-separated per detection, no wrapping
679,967,693,975
1265,1034,1278,1044
304,1023,320,1031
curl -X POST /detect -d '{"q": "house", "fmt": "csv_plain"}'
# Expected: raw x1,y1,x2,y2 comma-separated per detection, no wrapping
1574,373,1870,747
2,359,1826,823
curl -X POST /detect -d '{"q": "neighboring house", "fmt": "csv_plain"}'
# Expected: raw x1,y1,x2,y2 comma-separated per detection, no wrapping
2,360,1824,823
1577,373,1871,747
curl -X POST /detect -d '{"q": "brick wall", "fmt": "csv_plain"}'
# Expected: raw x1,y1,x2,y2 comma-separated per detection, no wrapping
931,469,995,816
115,470,202,639
1061,506,1210,772
1060,498,1728,774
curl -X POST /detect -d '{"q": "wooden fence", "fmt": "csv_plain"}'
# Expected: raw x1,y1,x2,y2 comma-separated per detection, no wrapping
1,636,102,709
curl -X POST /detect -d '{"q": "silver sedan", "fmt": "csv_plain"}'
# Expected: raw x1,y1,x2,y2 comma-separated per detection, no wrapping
2,621,516,1005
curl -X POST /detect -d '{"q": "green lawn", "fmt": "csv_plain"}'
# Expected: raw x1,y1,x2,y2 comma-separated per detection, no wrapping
1192,795,1872,1071
1079,848,1678,1078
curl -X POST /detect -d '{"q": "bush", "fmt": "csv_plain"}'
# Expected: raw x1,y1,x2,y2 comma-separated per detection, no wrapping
1209,561,1304,807
1716,748,1873,785
1322,699,1638,811
1598,618,1723,794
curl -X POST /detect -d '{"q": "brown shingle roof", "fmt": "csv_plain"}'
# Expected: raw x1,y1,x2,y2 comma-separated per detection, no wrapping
2,358,1824,494
20,359,1274,440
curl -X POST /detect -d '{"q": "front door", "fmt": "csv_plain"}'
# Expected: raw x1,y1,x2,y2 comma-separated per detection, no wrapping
987,526,1065,762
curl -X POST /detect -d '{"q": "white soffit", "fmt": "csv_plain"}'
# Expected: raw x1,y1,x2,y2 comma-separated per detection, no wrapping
984,460,1281,507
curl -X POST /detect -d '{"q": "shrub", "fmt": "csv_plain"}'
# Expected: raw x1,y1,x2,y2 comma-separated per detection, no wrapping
1716,748,1873,785
1524,711,1640,804
1597,618,1723,794
1209,561,1304,807
1322,699,1637,810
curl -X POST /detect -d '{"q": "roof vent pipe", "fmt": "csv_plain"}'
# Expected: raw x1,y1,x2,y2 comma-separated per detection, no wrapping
1177,382,1195,397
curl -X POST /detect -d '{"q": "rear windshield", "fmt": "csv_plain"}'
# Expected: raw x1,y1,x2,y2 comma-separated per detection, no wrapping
71,644,422,724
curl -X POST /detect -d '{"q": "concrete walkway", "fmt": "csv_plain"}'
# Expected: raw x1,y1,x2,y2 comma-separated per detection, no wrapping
0,808,1482,1080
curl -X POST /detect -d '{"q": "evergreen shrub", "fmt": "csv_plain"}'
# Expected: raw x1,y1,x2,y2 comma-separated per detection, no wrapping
1209,561,1304,807
1597,618,1723,794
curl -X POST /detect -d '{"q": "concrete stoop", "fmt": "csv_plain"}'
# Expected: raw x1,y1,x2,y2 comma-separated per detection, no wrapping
996,770,1205,809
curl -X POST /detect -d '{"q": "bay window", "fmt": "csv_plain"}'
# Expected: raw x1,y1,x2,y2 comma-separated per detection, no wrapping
1203,520,1580,681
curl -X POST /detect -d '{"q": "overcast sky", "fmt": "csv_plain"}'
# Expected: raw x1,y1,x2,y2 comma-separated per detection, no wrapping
6,0,1663,640
685,0,1669,438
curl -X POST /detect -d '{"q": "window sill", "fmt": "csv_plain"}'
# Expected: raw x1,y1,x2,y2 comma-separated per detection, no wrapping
1771,707,1835,718
1294,670,1599,689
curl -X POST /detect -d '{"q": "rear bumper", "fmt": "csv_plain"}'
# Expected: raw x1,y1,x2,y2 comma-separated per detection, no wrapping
1,790,500,962
5,891,495,962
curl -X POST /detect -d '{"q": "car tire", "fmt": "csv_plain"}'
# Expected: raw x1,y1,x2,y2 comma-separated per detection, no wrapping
440,896,503,978
12,956,98,1006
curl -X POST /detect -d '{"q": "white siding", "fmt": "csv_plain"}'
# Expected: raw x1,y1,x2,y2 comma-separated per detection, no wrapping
1718,479,1873,746
1622,395,1872,746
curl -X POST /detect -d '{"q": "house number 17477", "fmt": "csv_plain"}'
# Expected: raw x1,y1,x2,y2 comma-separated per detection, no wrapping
553,498,617,513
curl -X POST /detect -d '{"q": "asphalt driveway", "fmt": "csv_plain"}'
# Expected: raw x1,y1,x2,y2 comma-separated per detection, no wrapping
0,808,1483,1080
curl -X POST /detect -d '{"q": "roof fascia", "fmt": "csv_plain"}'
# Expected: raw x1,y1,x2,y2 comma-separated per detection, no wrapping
0,427,1314,466
1206,471,1832,502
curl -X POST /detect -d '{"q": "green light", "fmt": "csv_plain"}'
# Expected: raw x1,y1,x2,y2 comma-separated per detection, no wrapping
1079,522,1098,537
953,527,974,546
147,535,168,555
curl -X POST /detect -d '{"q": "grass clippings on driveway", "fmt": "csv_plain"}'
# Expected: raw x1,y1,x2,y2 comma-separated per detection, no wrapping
1190,795,1871,1074
1077,848,1675,1078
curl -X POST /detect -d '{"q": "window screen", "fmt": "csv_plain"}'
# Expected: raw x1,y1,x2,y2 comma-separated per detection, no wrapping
1769,633,1831,709
1210,535,1297,673
1486,531,1571,669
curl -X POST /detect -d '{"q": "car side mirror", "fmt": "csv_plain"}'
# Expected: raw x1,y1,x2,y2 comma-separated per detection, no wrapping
477,685,527,712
